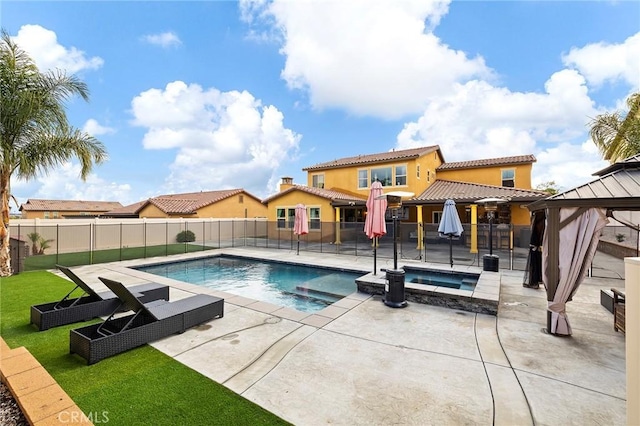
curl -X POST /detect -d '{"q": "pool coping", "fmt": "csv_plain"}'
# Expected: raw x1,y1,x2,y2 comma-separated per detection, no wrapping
113,248,499,325
355,267,499,315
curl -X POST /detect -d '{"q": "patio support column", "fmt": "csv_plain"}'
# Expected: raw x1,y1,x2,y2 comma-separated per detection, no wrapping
470,204,478,254
416,206,424,250
334,207,341,245
545,207,560,333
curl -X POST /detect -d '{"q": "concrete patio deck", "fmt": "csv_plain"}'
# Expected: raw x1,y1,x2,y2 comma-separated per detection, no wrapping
66,247,626,425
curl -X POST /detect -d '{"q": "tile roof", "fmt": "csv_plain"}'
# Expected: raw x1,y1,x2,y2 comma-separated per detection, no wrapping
19,199,123,212
262,185,367,204
148,189,249,214
102,189,262,216
410,180,548,204
103,200,148,216
303,146,441,171
436,154,536,171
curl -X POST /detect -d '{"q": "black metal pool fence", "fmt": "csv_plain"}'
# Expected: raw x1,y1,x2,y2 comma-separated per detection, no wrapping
9,219,629,276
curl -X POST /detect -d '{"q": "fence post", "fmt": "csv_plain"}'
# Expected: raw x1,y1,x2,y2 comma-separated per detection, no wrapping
203,220,205,251
119,223,123,261
56,224,59,265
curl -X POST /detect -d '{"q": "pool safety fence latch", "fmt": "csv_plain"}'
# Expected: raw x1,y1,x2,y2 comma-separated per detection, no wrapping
383,269,408,308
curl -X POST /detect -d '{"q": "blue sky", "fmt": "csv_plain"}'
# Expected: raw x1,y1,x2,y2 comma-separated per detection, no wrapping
3,1,639,210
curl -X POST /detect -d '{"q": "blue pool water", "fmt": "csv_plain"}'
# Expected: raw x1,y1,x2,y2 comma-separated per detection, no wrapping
402,267,479,291
136,256,361,313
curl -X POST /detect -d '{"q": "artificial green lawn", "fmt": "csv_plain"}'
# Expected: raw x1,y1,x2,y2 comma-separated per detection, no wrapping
23,243,216,271
0,271,290,426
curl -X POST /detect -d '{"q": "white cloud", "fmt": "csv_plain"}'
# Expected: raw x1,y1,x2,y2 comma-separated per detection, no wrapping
130,81,301,197
396,69,602,190
562,32,640,89
534,140,608,193
83,119,115,136
12,24,103,73
241,0,491,119
12,162,131,204
141,31,182,48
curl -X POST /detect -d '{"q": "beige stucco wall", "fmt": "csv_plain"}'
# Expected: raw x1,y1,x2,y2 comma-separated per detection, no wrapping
437,163,533,189
626,257,640,425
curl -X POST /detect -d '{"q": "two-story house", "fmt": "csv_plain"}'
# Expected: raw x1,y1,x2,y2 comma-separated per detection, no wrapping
263,145,547,246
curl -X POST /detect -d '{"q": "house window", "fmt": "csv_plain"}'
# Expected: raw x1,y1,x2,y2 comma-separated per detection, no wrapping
395,165,407,186
53,212,59,218
309,207,320,230
239,195,244,203
288,208,296,228
416,164,420,179
433,211,442,224
358,170,368,188
44,211,50,219
427,170,431,182
502,169,515,187
371,166,392,186
276,208,286,228
312,174,325,189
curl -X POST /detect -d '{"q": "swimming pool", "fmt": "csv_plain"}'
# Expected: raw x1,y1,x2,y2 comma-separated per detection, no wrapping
136,256,361,313
402,267,479,291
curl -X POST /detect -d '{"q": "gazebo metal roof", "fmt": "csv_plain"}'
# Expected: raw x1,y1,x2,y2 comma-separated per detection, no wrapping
528,155,640,211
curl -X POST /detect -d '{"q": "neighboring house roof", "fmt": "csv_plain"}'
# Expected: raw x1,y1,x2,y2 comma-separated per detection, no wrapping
408,180,548,205
103,200,148,217
436,154,536,171
106,189,262,216
528,157,640,210
302,145,442,171
262,185,367,205
19,199,123,212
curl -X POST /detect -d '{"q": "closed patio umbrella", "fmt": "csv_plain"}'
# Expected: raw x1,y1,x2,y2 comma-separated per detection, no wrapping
438,199,464,268
294,204,309,255
364,181,387,274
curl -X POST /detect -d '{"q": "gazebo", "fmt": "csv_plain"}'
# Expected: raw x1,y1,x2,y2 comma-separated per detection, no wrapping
527,154,640,335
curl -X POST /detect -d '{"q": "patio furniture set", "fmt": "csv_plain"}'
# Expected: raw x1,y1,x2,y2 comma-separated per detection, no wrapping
30,265,224,364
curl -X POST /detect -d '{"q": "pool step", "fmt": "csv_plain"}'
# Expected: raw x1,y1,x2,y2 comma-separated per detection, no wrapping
279,289,337,306
409,277,461,289
295,286,345,300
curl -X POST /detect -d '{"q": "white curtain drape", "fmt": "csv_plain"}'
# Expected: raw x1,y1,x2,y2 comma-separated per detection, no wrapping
543,207,608,335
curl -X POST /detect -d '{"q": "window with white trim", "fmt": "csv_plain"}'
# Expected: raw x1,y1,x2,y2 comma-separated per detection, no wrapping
358,170,368,189
312,174,325,189
395,165,407,186
433,211,442,224
502,169,515,187
371,166,392,186
309,207,320,230
416,164,420,179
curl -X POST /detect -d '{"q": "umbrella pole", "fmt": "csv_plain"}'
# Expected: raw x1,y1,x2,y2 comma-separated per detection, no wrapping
373,237,377,274
449,236,453,268
297,235,300,255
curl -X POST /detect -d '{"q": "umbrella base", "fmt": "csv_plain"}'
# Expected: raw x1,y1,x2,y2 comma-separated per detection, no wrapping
482,254,499,272
383,269,408,309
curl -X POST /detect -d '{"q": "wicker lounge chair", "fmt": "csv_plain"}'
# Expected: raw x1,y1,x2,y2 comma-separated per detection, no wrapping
70,277,224,364
612,288,625,334
30,265,169,331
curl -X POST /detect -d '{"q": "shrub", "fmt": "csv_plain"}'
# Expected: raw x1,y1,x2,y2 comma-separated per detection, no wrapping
176,230,196,243
615,233,626,242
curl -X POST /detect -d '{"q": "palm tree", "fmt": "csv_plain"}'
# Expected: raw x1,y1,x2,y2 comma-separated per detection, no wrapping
589,92,640,163
0,30,107,276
